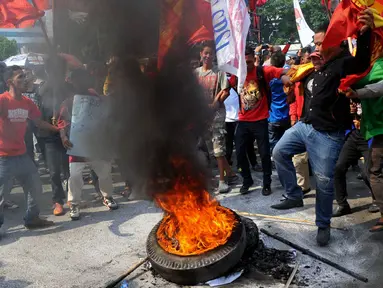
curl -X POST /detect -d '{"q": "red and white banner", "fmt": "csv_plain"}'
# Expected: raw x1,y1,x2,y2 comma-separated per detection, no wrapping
210,0,250,92
293,0,314,47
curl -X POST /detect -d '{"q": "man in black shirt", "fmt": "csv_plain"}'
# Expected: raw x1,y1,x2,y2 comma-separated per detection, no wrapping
270,10,373,246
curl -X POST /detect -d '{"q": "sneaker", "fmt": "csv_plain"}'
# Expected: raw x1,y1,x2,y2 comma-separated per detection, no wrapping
227,175,239,185
317,227,331,247
4,200,19,209
218,181,230,194
332,205,352,217
69,204,80,220
103,197,118,210
368,203,380,213
356,173,363,180
240,180,254,195
262,186,272,196
53,203,65,216
271,198,303,210
25,217,54,229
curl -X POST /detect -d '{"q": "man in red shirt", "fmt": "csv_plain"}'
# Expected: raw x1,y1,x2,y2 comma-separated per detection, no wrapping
233,47,289,195
0,66,60,237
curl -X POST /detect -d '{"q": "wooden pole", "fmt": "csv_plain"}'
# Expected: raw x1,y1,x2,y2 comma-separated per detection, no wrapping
105,257,148,288
284,258,299,288
31,0,59,125
30,0,53,50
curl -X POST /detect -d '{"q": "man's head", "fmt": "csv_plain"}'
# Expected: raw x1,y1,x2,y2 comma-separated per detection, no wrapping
69,69,93,94
314,22,342,62
245,46,255,72
300,46,312,64
3,65,27,93
200,42,215,67
270,51,285,68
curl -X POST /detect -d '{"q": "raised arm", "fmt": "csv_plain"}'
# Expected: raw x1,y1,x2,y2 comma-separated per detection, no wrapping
346,80,383,99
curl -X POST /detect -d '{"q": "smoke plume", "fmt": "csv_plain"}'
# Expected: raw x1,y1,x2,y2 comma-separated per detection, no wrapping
79,0,213,197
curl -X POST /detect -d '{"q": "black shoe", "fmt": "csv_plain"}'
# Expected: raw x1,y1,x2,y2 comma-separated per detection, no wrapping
317,227,331,247
262,186,272,196
302,188,311,195
271,198,303,210
332,205,352,217
368,203,380,213
240,181,254,195
25,217,55,229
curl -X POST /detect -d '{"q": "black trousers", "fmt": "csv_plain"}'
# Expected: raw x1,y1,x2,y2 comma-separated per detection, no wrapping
226,122,258,167
45,140,69,204
236,119,271,186
334,130,373,207
226,122,237,165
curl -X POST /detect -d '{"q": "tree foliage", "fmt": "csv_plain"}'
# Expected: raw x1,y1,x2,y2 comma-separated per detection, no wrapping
0,36,18,61
257,0,329,45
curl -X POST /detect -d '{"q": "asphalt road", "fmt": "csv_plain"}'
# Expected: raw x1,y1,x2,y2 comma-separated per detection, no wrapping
1,167,382,288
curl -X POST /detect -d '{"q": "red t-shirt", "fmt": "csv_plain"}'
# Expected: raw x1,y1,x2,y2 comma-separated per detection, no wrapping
234,66,284,122
0,92,41,156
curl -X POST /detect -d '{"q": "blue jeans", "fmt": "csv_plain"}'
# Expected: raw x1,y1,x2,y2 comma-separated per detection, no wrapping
272,122,345,228
0,154,42,228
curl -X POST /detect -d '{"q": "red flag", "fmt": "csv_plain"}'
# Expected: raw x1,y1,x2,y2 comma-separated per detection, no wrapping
323,0,383,90
0,0,44,28
322,0,359,49
158,0,184,69
321,0,331,9
249,0,268,11
158,0,213,68
186,0,213,44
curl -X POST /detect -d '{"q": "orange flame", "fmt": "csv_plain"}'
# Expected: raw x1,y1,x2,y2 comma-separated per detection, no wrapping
154,159,237,256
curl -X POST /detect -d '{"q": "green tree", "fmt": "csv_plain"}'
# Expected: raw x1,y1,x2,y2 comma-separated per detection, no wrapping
0,36,18,61
256,0,328,45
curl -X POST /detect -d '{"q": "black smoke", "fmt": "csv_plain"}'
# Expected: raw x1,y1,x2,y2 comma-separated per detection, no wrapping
75,0,214,197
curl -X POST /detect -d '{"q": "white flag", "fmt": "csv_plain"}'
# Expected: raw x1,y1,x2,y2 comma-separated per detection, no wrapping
210,0,250,92
293,0,314,47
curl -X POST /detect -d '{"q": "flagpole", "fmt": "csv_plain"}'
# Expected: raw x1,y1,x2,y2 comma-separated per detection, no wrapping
30,0,53,50
31,0,59,125
324,3,333,21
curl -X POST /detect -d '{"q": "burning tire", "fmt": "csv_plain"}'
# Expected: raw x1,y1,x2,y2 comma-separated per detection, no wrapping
146,210,246,285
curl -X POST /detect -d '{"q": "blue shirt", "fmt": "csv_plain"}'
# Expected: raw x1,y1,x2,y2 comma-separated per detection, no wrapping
268,78,289,123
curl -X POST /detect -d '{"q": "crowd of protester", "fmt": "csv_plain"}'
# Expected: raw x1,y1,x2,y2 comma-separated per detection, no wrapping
0,8,382,248
194,8,382,247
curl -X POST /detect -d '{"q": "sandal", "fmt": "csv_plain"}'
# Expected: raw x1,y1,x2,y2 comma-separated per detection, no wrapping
369,219,383,233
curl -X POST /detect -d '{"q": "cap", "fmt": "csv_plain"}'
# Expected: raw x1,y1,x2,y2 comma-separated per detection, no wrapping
310,52,321,59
